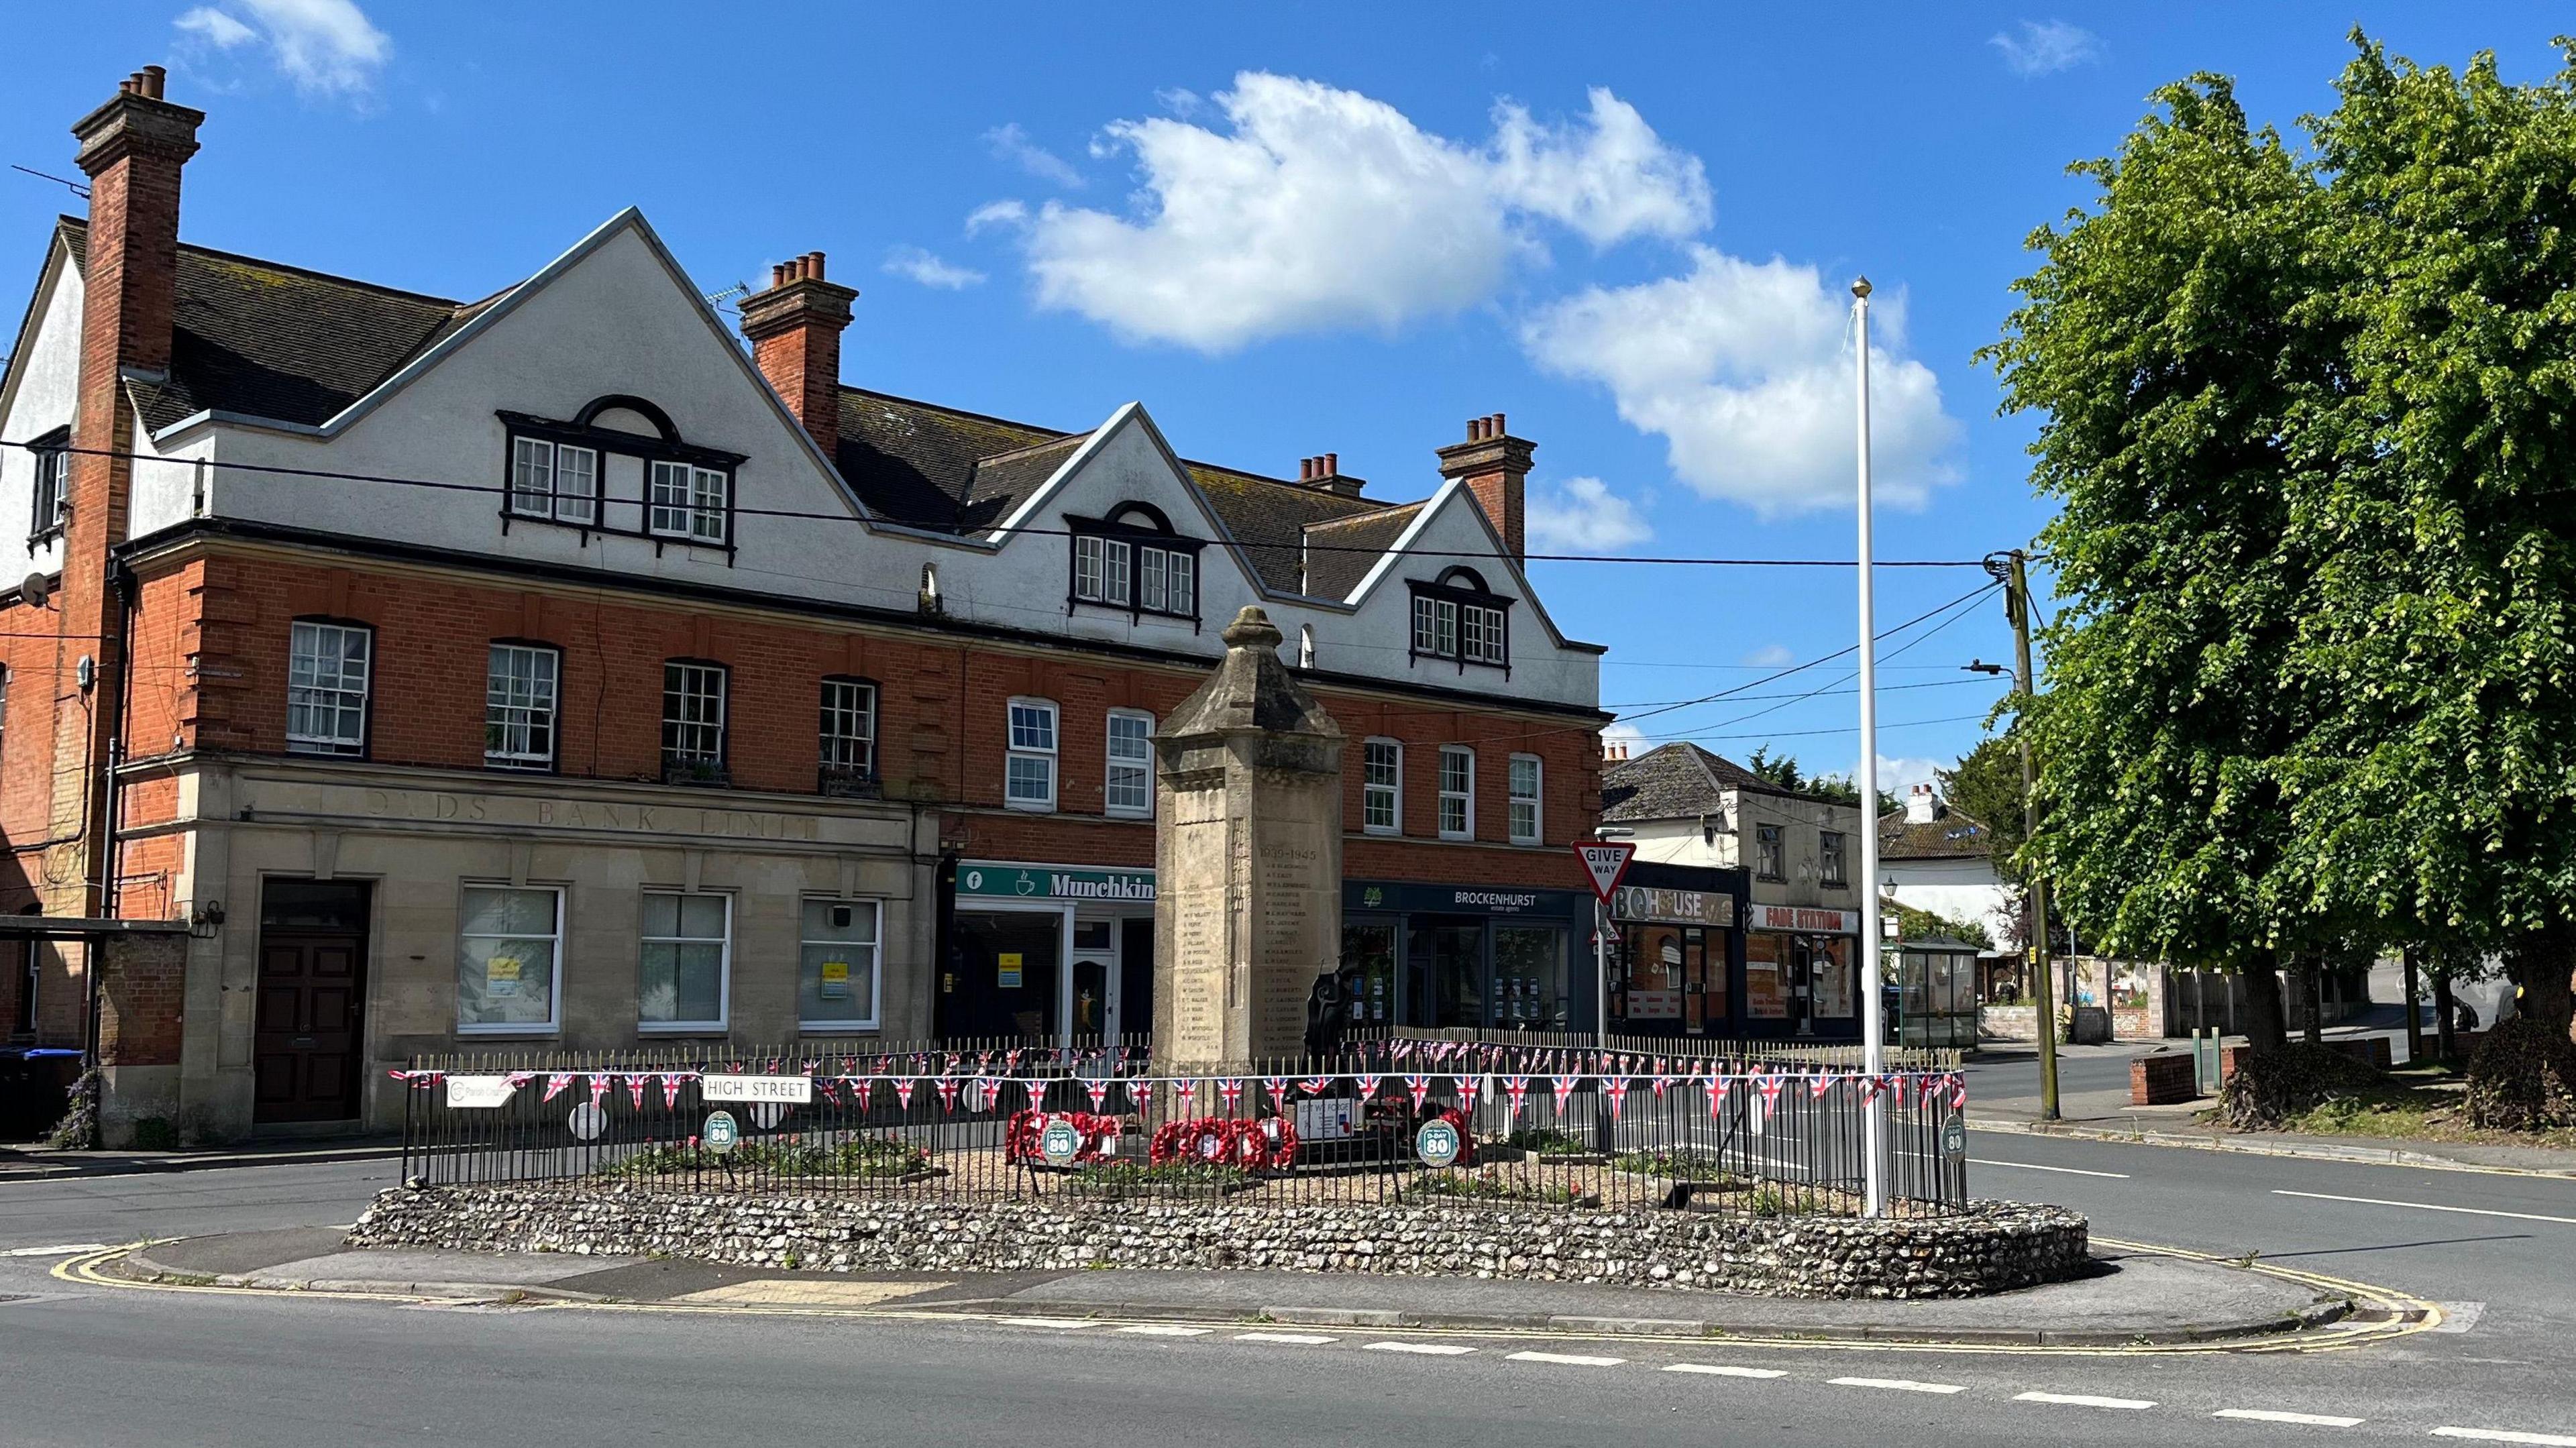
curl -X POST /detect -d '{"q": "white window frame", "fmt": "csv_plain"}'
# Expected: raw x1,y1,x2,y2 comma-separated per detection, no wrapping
1508,753,1543,844
1006,696,1059,812
661,661,727,770
1362,738,1403,836
1820,830,1848,887
508,438,598,525
483,643,559,770
1074,535,1106,601
820,677,877,777
649,459,729,545
1101,538,1131,606
457,884,563,1036
1438,744,1474,841
1105,708,1154,818
638,889,732,1033
286,619,371,757
29,436,66,539
1464,603,1507,665
797,896,885,1031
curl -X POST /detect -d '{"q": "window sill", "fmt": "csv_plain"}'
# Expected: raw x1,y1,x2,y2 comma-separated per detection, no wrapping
1104,807,1153,822
662,764,732,788
1004,800,1057,814
638,1023,729,1036
799,1021,881,1034
457,1024,560,1038
1437,832,1475,843
485,758,555,773
1362,826,1403,838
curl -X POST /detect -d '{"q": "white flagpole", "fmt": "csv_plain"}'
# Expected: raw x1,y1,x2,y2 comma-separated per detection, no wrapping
1853,276,1887,1219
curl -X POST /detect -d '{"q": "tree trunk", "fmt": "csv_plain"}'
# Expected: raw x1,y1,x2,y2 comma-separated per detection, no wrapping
2402,947,2425,1067
2433,970,2458,1062
2241,959,2288,1056
2506,921,2576,1046
2298,956,2324,1046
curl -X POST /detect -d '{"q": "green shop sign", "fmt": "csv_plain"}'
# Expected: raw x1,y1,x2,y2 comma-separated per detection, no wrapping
957,861,1156,903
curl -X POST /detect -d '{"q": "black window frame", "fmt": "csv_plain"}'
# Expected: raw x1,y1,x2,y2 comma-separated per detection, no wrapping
1755,823,1784,881
1819,830,1848,888
496,396,745,562
26,426,68,548
1065,502,1205,631
1406,566,1513,677
660,657,731,786
818,674,880,797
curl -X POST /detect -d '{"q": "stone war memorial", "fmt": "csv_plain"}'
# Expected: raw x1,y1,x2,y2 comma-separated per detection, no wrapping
360,606,2089,1301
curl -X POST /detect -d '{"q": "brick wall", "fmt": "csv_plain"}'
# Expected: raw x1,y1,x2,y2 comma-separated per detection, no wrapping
97,931,185,1066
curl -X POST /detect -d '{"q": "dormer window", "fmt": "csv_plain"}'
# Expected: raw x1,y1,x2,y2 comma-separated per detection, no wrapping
496,396,743,558
1407,567,1511,674
1067,502,1202,627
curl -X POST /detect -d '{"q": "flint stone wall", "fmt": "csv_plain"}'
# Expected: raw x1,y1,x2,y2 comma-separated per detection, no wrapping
348,1186,2088,1300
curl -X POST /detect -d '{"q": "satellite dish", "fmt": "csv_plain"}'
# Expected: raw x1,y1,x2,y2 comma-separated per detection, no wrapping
17,573,48,610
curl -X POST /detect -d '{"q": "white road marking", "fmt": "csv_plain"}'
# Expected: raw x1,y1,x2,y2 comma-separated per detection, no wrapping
0,1243,109,1258
1115,1324,1211,1337
1663,1363,1788,1379
2431,1429,2576,1446
1366,1342,1477,1356
2214,1408,2365,1427
994,1317,1103,1329
1234,1331,1337,1345
2016,1391,2155,1410
1830,1376,1967,1394
2272,1190,2576,1226
2432,1302,2487,1335
1507,1351,1625,1367
1969,1159,2130,1179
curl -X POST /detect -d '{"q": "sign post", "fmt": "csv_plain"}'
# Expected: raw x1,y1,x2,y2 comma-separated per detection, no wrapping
1572,842,1638,1052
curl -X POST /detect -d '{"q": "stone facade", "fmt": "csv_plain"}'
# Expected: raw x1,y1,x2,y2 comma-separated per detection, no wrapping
349,1186,2089,1300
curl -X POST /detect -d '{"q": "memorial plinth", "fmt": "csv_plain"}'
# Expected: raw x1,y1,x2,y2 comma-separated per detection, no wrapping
1152,606,1344,1066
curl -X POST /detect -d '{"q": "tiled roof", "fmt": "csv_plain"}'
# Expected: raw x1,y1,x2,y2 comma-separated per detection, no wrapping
1601,742,1778,821
62,217,472,433
1300,504,1420,599
1878,800,1996,860
1183,460,1382,592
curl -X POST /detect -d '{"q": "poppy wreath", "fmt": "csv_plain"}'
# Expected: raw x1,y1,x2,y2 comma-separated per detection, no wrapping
1146,1117,1299,1170
1004,1109,1122,1164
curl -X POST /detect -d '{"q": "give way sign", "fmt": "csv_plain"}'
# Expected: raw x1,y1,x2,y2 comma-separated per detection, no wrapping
1570,840,1637,904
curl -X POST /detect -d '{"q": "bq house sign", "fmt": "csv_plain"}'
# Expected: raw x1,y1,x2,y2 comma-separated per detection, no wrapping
1611,885,1735,928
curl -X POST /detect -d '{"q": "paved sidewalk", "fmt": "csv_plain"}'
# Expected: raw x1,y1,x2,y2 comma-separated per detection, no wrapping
113,1230,2357,1347
0,1138,402,1180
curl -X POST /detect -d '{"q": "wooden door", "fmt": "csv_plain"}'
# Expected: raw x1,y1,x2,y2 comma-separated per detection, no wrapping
254,933,365,1123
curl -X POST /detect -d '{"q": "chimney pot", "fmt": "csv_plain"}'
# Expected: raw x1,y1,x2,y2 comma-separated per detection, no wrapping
1492,412,1505,436
142,65,166,99
1436,407,1534,563
806,251,826,280
1324,451,1337,477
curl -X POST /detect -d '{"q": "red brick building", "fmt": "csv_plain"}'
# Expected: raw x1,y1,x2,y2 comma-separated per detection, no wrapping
0,70,1609,1142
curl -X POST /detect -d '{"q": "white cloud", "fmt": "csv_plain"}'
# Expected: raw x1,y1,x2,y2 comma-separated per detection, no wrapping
985,123,1085,189
1020,72,1709,352
883,246,985,290
174,7,256,46
1520,247,1960,514
965,199,1030,236
1741,644,1795,667
1990,19,2101,78
1525,475,1651,552
1603,718,1650,760
176,0,389,95
1872,755,1944,795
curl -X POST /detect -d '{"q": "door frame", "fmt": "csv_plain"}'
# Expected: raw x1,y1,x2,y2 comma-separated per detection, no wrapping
252,876,373,1125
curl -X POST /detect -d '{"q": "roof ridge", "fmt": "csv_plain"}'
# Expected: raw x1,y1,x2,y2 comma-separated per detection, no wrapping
839,382,1071,440
973,432,1090,466
57,215,470,309
1302,502,1416,533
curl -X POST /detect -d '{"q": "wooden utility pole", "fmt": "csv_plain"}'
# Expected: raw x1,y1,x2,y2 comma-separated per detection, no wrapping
1998,550,2059,1120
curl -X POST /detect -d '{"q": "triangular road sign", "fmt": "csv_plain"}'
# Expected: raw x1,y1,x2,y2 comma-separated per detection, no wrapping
1571,841,1637,903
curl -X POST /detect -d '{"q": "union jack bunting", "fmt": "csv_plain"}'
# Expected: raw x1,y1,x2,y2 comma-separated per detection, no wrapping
1502,1074,1531,1121
1809,1074,1836,1100
933,1077,961,1113
543,1072,574,1103
661,1073,687,1109
1350,1074,1380,1102
891,1078,916,1110
852,1079,873,1112
1704,1074,1729,1119
1263,1078,1288,1109
1550,1075,1580,1115
1860,1075,1886,1105
1084,1077,1113,1112
815,1078,839,1108
1171,1078,1198,1106
1218,1079,1245,1115
1403,1075,1435,1112
1603,1076,1630,1122
1890,1074,1911,1108
1756,1075,1785,1119
588,1073,610,1107
624,1074,647,1109
1301,1076,1334,1097
1948,1072,1969,1110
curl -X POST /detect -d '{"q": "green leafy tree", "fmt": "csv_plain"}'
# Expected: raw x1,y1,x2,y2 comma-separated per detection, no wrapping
1981,73,2351,1056
1937,736,2029,888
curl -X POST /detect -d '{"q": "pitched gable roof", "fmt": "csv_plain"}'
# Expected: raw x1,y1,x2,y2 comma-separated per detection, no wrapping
1878,799,1997,861
1601,742,1789,822
1302,504,1421,600
60,217,482,433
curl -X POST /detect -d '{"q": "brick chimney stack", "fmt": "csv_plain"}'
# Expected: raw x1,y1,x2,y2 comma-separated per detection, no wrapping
1296,453,1366,499
51,66,203,915
1436,412,1533,563
740,250,858,461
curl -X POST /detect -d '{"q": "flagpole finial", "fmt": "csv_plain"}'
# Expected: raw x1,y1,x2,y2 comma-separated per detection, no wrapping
1851,276,1873,299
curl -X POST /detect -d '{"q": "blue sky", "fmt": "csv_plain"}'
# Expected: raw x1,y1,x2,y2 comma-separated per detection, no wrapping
3,2,2559,793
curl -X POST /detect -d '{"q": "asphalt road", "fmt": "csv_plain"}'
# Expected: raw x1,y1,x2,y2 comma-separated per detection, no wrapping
2,1139,2572,1447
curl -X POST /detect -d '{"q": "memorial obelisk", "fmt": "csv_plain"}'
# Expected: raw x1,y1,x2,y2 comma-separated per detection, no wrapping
1152,606,1344,1068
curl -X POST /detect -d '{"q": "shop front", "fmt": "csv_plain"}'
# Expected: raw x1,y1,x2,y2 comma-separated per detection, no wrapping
1743,903,1862,1040
939,860,1155,1045
1607,861,1746,1038
1338,881,1592,1034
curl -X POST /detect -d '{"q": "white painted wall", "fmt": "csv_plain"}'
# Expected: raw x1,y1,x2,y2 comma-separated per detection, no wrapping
1884,856,2015,944
0,246,80,577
